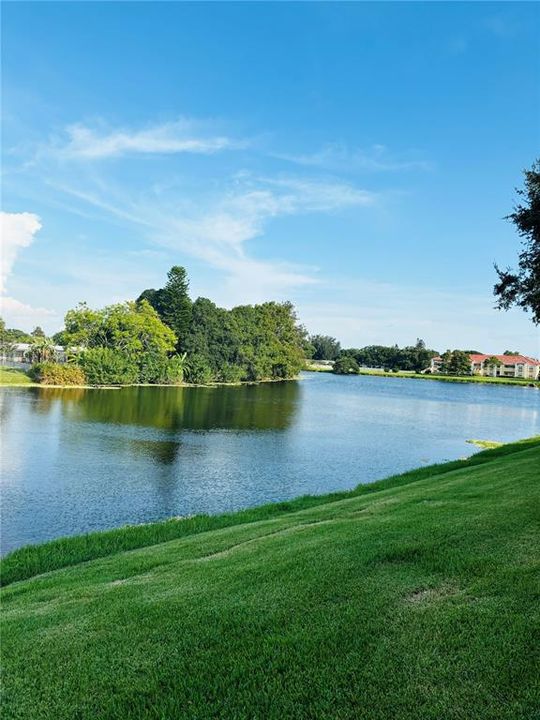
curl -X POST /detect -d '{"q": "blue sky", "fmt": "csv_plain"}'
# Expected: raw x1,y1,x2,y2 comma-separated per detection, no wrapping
2,1,539,355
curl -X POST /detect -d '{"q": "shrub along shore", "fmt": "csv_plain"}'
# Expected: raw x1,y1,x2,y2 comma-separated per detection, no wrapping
0,366,297,390
1,437,539,719
2,364,538,390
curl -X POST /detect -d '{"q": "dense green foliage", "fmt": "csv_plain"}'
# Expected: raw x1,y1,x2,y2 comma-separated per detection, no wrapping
52,267,305,385
28,363,86,386
137,269,305,383
439,349,472,375
308,334,341,360
1,439,539,719
333,355,360,374
0,318,33,347
180,298,306,383
76,348,139,385
57,300,182,385
495,159,540,323
138,265,193,346
341,339,437,372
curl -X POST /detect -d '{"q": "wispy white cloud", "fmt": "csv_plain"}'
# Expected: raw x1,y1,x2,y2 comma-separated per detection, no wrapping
51,173,376,301
53,119,246,159
274,143,431,174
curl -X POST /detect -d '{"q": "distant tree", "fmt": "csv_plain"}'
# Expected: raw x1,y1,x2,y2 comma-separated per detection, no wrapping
137,268,192,349
494,160,540,324
182,297,233,376
63,302,108,347
440,350,471,376
0,319,33,343
52,331,68,347
333,356,359,375
310,334,341,361
136,288,165,317
59,300,179,384
503,350,520,355
400,338,437,372
160,266,193,348
483,356,502,376
31,326,46,338
0,318,15,357
343,341,436,372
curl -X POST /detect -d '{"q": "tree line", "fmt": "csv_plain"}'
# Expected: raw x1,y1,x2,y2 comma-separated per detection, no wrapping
306,337,439,373
1,266,306,386
1,160,537,386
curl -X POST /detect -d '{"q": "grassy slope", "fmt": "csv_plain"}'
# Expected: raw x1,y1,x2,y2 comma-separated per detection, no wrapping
0,367,35,385
2,440,539,719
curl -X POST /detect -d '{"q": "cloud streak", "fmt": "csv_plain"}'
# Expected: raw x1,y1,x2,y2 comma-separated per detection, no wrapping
275,143,431,174
51,173,376,301
56,119,246,159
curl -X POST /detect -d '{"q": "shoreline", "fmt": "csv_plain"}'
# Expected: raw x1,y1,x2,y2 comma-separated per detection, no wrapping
2,370,538,390
0,372,300,391
2,435,538,586
304,366,539,388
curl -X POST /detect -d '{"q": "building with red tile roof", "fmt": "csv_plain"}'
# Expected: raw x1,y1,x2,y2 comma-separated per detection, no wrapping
430,353,540,380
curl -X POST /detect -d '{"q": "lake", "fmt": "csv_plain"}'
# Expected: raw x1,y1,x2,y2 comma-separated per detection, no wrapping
1,372,538,553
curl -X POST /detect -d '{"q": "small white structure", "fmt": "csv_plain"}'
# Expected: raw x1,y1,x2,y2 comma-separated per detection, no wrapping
0,343,67,368
430,353,540,380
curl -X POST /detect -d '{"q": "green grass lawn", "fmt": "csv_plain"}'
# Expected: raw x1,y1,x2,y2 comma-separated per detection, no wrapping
0,367,35,385
2,439,539,719
357,368,540,387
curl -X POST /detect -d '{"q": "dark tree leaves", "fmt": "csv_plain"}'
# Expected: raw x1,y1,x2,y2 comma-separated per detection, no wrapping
494,160,540,324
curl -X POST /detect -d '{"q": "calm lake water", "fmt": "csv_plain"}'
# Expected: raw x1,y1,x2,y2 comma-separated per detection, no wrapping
1,372,539,553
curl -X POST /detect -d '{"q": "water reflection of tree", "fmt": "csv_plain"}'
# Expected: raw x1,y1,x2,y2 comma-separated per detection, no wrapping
60,382,301,432
34,387,88,414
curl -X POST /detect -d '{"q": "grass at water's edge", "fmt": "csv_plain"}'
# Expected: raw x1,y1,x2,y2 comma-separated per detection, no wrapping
2,435,540,720
3,366,538,388
357,369,540,386
0,367,35,385
303,366,540,387
0,372,297,390
2,436,539,587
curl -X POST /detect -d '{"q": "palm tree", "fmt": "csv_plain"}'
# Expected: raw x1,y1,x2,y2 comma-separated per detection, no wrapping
25,337,56,364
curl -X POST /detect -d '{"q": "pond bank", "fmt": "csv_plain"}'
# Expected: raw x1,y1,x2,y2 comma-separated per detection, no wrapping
0,366,299,390
2,437,539,720
304,366,539,387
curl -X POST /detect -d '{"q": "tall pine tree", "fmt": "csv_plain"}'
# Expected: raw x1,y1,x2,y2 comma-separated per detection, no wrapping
161,266,193,349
